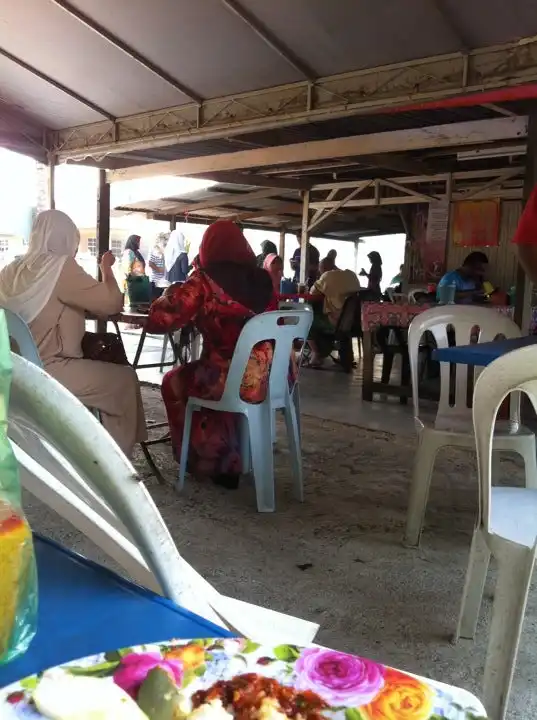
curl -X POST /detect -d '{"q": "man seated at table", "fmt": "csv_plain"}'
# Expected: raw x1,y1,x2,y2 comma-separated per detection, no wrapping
436,251,488,304
307,257,361,367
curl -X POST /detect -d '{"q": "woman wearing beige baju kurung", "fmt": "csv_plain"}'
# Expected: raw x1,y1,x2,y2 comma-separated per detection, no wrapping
0,210,147,456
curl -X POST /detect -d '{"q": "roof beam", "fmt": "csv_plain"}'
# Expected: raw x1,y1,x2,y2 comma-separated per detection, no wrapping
220,0,317,81
379,179,439,202
308,188,523,210
312,166,524,190
482,103,518,118
54,37,537,161
223,202,303,221
365,153,437,176
0,46,116,121
308,183,373,232
49,0,202,105
108,117,528,182
195,171,312,190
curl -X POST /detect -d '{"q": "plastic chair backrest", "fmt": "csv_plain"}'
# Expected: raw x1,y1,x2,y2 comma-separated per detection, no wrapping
408,305,521,430
220,309,313,407
473,345,537,534
2,308,43,368
408,289,429,304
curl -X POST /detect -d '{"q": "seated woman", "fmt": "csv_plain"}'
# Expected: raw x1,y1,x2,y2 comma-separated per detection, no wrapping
0,210,147,457
308,258,361,367
263,253,284,292
145,219,276,488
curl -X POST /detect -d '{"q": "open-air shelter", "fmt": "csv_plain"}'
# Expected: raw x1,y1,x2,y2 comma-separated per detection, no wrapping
1,1,537,313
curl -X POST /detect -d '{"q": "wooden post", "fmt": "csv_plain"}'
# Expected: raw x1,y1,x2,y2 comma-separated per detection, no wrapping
96,169,111,332
299,190,310,284
279,228,286,262
514,109,537,330
169,216,177,231
353,239,359,274
48,156,56,209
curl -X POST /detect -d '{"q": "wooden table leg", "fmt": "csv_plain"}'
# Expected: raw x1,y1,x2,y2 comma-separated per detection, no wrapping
362,331,374,401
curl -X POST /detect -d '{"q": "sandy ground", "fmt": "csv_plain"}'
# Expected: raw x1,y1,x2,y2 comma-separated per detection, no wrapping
22,385,537,719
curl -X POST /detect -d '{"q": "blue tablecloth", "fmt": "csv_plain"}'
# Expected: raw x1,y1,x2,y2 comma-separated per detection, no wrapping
0,535,232,688
432,335,537,366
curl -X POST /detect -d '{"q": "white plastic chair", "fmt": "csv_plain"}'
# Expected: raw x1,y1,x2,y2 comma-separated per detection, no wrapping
178,309,313,512
8,351,319,646
404,305,537,547
408,288,429,304
455,344,537,720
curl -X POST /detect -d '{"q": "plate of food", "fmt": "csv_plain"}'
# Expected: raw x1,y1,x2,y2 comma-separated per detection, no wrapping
0,638,486,719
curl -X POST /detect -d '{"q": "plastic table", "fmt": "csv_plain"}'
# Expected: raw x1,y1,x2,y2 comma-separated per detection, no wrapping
432,335,537,366
0,538,489,719
0,535,232,688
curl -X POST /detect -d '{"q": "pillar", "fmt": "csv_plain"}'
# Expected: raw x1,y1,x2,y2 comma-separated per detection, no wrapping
169,216,177,231
353,239,359,275
48,156,56,210
515,109,537,330
96,169,111,332
279,228,286,262
299,190,310,285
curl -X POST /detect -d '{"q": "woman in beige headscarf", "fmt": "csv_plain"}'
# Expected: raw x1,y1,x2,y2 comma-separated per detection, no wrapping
0,209,147,456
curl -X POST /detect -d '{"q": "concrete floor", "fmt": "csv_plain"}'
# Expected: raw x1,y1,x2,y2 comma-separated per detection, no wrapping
122,327,422,435
20,327,537,717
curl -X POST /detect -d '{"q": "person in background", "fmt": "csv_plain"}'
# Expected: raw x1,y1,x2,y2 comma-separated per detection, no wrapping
512,184,537,283
290,238,320,287
0,210,147,456
390,264,404,289
308,256,361,367
327,248,338,266
165,229,189,284
122,234,146,306
263,253,284,293
256,239,278,268
359,251,383,297
145,220,276,489
148,232,169,301
436,251,488,303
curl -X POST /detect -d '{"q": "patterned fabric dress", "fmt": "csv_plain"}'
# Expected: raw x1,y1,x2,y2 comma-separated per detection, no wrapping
146,269,277,477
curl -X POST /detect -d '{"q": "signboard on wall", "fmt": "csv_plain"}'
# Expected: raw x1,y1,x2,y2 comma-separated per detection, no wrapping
452,199,500,247
408,201,449,283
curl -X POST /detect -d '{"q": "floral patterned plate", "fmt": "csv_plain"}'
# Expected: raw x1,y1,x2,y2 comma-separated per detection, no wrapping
0,638,487,719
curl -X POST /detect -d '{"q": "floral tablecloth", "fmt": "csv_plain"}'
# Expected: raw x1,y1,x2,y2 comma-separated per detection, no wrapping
1,638,488,719
361,302,537,333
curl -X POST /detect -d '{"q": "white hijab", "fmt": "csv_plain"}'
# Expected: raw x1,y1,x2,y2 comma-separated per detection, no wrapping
164,230,186,271
0,209,80,323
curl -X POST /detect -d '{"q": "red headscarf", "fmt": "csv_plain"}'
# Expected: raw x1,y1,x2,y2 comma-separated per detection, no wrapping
513,185,537,245
199,220,273,313
200,220,256,265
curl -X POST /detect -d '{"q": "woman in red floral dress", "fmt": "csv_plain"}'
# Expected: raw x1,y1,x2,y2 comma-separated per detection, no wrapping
145,220,276,487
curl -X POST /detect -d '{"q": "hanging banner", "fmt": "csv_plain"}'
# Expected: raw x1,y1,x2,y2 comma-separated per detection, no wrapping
452,199,500,247
409,200,449,283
